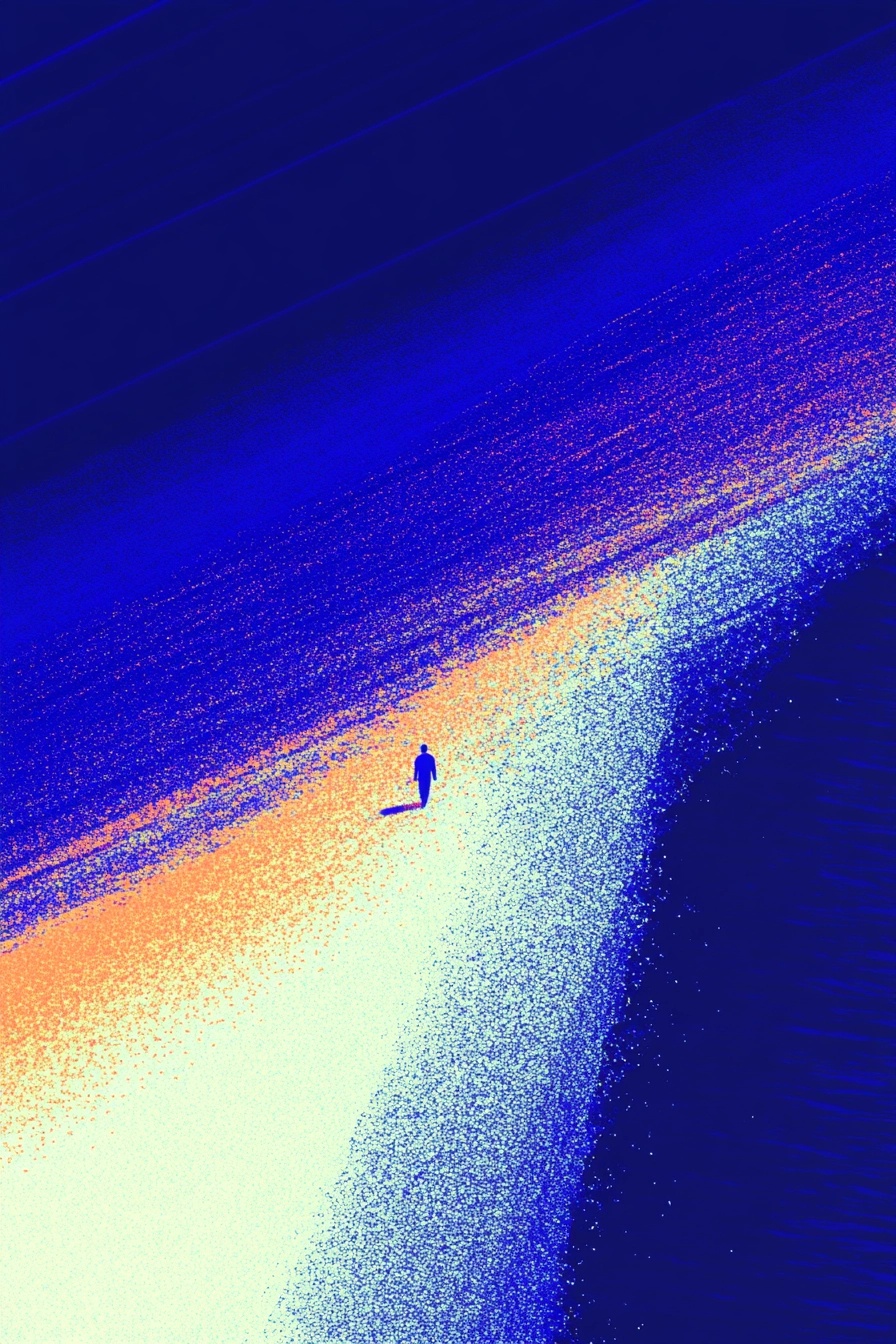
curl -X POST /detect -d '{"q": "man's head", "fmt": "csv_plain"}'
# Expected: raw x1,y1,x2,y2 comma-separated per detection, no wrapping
420,743,428,753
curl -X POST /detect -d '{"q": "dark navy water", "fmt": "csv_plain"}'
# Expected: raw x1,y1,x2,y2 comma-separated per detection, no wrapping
3,7,894,1331
6,178,890,944
563,546,896,1341
4,9,894,660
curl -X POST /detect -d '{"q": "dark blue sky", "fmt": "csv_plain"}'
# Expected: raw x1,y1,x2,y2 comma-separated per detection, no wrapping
2,4,894,660
3,11,893,1336
4,1,895,487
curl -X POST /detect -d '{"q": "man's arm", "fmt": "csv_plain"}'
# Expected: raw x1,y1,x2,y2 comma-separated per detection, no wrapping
413,758,419,781
431,760,437,781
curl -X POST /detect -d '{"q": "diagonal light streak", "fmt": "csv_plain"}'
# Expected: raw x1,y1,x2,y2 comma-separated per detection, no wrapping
0,2,650,306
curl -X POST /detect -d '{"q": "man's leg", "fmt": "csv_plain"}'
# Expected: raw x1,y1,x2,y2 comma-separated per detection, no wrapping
419,776,430,807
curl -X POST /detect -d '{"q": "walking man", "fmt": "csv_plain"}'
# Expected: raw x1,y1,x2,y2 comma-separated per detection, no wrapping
413,743,437,808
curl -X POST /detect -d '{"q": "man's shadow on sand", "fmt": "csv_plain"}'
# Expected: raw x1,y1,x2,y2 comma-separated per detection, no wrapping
379,802,423,816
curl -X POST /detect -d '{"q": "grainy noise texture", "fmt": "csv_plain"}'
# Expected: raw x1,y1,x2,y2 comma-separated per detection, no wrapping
267,464,893,1343
1,148,893,1343
560,545,896,1343
2,178,892,941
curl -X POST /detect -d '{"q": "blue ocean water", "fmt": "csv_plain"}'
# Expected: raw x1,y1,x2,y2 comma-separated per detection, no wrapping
562,545,896,1342
3,175,890,944
3,28,893,658
3,12,894,1335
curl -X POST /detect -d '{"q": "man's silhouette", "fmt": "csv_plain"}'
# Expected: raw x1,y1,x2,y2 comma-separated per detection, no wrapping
413,744,437,808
